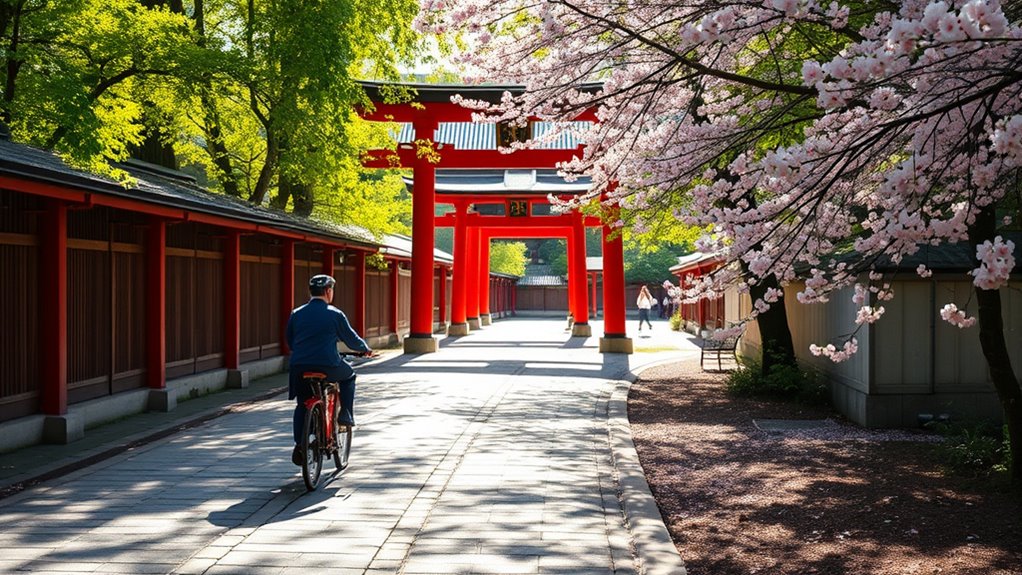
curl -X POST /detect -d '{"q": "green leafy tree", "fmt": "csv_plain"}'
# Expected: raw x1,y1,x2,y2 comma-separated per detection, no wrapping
489,241,527,276
1,0,201,174
624,244,690,285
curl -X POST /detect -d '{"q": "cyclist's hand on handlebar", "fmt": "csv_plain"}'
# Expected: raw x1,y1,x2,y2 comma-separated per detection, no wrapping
358,349,376,358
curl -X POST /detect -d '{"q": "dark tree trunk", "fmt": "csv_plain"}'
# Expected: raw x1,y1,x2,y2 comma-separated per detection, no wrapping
748,275,797,375
130,0,184,167
130,114,178,168
249,130,277,204
1,0,25,124
192,0,241,196
199,90,241,197
291,180,314,216
969,206,1022,487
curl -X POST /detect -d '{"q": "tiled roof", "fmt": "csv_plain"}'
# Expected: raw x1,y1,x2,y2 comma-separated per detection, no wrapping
517,275,565,286
0,138,383,249
393,122,591,150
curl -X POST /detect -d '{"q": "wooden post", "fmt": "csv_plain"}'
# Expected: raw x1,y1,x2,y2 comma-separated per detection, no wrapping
224,230,241,369
40,199,68,415
280,239,295,355
438,265,448,330
390,258,400,336
146,216,166,389
353,251,366,335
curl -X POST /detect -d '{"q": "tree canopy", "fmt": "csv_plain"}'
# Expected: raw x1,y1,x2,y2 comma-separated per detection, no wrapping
0,0,418,235
489,240,528,276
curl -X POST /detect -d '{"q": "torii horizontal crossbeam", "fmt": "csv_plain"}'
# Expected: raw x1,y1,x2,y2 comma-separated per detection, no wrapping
435,214,601,228
362,147,584,170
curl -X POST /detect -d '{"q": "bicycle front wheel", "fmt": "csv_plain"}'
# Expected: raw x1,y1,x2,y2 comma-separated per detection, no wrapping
301,403,324,491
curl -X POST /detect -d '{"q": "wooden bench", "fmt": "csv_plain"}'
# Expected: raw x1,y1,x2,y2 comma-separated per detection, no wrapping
700,330,741,371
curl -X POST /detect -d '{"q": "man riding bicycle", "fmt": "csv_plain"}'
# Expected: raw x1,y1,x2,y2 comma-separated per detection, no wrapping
286,274,371,466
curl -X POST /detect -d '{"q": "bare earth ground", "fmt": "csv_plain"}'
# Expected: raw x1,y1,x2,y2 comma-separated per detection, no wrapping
628,361,1022,575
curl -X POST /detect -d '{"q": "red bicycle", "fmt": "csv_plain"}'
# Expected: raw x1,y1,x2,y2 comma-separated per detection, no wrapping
299,368,356,491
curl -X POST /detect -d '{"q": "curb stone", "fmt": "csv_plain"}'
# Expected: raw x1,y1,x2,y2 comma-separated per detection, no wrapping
608,365,689,575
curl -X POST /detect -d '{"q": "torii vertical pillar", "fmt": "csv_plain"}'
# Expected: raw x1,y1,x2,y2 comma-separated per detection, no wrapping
449,202,470,336
570,215,592,336
466,225,481,330
600,201,632,353
566,230,577,321
479,235,492,325
404,116,440,353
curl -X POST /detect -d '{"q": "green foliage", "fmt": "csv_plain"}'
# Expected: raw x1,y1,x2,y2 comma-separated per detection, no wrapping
927,420,1012,479
624,243,689,284
0,0,421,236
726,354,825,403
489,241,527,276
2,0,200,169
536,239,565,266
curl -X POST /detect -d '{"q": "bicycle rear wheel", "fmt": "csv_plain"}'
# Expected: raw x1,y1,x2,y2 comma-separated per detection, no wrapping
301,403,324,491
333,421,352,470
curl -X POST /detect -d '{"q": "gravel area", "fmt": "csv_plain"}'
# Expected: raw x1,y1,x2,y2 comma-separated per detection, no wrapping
628,361,1022,575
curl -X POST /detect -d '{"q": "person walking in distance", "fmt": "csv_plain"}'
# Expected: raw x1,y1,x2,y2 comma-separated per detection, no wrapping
286,275,371,465
636,285,655,331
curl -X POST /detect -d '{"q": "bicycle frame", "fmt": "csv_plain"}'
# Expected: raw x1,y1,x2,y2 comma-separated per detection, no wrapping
302,376,341,452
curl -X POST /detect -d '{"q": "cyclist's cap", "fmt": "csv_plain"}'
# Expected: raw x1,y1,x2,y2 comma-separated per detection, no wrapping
309,274,336,289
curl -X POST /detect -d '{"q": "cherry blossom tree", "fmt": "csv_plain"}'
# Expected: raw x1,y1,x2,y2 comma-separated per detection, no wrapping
419,0,1022,482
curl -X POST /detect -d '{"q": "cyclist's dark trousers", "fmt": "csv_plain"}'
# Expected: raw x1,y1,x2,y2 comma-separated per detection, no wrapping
289,365,355,445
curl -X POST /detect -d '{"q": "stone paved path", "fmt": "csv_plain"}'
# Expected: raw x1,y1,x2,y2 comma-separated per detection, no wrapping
0,317,697,575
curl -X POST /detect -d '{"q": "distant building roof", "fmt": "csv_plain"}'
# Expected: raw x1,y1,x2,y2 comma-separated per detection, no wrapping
393,123,591,150
378,234,453,265
669,252,719,273
358,80,602,105
517,275,565,286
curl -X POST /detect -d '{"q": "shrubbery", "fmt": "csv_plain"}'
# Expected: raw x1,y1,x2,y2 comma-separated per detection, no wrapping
669,310,682,331
725,354,826,404
927,420,1012,479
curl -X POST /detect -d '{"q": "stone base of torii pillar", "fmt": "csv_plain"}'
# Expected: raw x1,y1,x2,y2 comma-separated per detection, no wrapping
403,335,439,354
571,323,593,337
599,336,633,354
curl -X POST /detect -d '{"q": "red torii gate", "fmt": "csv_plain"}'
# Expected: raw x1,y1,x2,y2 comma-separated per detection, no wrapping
358,82,632,354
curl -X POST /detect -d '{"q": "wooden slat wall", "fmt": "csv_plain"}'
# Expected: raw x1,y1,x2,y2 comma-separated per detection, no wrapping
398,268,411,332
240,235,281,363
515,286,569,311
0,190,40,422
166,223,225,379
336,263,356,319
293,244,323,309
66,207,148,404
365,270,388,338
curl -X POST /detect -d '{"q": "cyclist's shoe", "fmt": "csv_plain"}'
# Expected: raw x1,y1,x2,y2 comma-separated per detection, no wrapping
338,418,355,428
291,444,304,466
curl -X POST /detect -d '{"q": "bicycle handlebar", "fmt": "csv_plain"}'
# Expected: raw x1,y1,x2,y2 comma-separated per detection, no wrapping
341,351,377,359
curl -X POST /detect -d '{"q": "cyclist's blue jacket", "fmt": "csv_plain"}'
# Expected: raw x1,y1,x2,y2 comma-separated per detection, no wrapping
286,299,368,387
